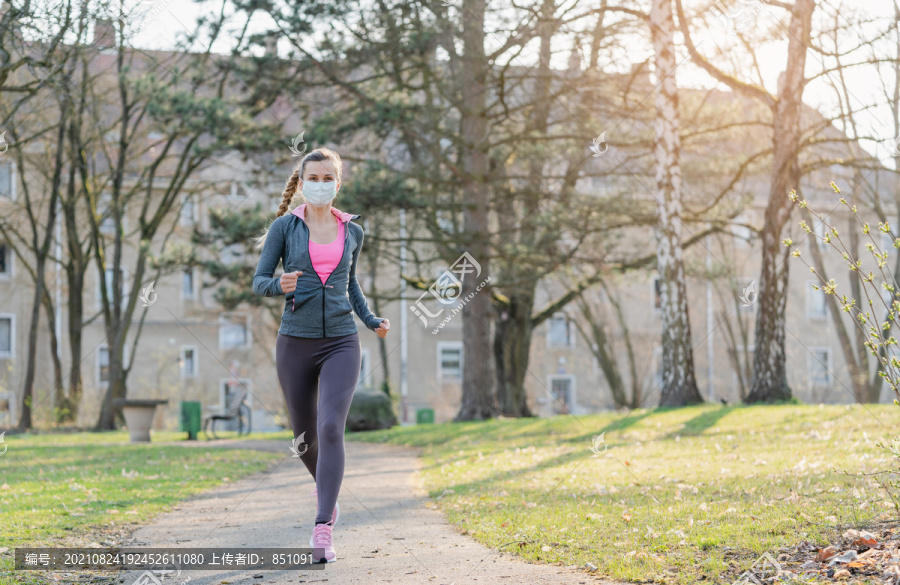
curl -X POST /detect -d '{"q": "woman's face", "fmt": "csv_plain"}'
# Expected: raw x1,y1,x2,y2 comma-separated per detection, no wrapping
301,160,340,191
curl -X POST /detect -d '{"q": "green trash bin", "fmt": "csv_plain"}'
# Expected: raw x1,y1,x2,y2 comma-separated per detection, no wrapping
416,408,435,424
180,401,201,440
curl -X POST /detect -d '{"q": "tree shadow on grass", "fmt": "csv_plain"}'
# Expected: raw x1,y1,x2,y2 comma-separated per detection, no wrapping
658,404,738,440
563,407,656,448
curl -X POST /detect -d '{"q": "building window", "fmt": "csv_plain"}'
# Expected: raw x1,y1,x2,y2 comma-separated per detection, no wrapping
180,195,196,226
547,312,574,347
653,277,662,311
98,267,128,309
219,315,250,350
808,347,832,386
358,348,371,389
883,232,894,257
437,341,463,382
221,243,245,266
97,192,128,235
99,193,117,235
180,346,197,378
730,344,756,394
97,344,130,386
0,315,13,358
812,220,827,248
548,375,575,415
807,281,827,319
227,180,251,202
98,345,110,386
0,160,15,199
436,209,456,234
731,212,752,247
182,267,195,300
0,242,9,278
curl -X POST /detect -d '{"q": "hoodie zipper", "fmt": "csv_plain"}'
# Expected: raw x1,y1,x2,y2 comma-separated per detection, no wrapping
321,220,346,337
290,210,359,335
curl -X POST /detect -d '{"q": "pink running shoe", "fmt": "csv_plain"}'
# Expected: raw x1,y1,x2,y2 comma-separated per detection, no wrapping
309,522,336,563
309,487,339,528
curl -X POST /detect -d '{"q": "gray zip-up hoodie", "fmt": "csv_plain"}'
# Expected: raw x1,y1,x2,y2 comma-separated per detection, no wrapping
252,203,384,338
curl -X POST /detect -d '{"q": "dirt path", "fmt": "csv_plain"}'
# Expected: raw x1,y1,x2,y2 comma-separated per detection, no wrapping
115,438,623,585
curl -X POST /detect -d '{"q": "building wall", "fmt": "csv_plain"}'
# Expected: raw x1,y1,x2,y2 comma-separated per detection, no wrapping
0,147,896,432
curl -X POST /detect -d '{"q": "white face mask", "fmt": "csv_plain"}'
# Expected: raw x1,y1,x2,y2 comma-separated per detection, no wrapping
302,180,337,206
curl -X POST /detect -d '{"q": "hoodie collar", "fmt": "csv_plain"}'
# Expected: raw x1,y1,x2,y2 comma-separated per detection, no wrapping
291,203,357,223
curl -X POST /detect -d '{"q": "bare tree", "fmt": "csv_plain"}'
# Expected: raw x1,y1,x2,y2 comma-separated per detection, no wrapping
675,0,815,402
51,13,287,429
572,280,641,408
0,1,79,428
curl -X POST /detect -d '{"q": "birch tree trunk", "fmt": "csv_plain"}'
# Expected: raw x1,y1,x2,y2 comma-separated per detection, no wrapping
649,0,702,406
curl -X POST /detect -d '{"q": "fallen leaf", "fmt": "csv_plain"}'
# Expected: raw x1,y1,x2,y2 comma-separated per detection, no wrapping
854,530,878,547
829,550,859,565
816,546,838,562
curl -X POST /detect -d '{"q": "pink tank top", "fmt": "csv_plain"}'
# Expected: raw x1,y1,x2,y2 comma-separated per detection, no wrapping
308,218,345,285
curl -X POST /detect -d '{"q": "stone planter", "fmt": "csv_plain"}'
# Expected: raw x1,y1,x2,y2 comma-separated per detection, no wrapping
113,398,169,443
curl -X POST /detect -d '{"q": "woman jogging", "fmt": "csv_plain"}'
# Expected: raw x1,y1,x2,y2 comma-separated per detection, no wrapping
252,147,390,563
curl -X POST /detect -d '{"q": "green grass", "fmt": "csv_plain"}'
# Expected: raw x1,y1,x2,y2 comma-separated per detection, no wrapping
347,403,900,584
4,405,899,584
0,430,283,584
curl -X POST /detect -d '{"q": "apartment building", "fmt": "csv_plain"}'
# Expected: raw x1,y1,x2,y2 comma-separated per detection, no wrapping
1,19,896,431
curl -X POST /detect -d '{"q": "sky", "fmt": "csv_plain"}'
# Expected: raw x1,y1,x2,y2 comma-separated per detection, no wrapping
107,0,900,164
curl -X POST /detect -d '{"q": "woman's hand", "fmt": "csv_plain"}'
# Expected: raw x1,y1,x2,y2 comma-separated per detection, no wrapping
280,270,303,294
374,319,390,339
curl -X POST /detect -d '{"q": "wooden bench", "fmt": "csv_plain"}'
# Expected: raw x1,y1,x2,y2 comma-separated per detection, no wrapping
202,387,251,439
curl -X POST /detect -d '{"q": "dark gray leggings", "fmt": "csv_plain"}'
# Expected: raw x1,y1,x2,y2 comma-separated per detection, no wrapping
275,331,361,524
